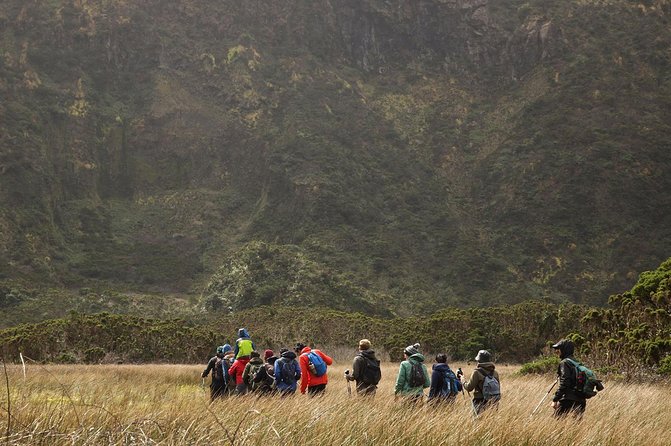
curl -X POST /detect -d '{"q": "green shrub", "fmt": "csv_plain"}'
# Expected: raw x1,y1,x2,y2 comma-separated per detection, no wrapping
659,355,671,376
519,355,560,375
84,347,106,363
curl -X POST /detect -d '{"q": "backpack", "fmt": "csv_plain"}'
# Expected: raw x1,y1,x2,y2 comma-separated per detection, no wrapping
247,362,264,389
408,362,426,388
306,351,327,377
480,370,501,402
359,354,381,386
252,363,274,390
566,359,601,399
279,358,298,385
213,357,226,382
441,368,462,397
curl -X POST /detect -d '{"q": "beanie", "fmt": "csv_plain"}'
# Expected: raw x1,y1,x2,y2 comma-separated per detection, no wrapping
404,343,421,356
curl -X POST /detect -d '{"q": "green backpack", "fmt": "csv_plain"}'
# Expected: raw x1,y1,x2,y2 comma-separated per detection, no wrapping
566,358,603,399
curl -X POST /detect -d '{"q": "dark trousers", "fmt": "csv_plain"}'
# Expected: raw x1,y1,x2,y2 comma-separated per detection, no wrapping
307,384,327,396
554,399,586,419
473,398,499,415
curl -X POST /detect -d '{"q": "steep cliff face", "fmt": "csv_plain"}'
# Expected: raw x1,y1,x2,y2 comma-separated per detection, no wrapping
1,0,670,314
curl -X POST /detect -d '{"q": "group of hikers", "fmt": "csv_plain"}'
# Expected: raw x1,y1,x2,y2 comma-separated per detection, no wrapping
203,328,598,418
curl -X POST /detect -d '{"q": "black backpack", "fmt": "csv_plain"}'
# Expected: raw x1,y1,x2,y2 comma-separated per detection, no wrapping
359,354,381,386
252,363,275,389
213,357,225,382
408,362,425,387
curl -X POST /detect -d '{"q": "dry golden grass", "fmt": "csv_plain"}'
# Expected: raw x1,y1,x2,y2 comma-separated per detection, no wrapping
0,362,669,445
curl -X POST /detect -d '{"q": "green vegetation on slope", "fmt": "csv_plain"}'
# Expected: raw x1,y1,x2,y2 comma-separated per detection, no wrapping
0,1,670,314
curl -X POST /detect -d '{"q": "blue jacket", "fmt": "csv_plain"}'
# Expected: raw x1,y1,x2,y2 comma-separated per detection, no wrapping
274,351,301,392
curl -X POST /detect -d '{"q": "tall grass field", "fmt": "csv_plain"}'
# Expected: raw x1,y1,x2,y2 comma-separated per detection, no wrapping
0,362,669,445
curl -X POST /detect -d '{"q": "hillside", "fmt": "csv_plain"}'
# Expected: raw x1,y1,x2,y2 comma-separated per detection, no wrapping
1,0,670,316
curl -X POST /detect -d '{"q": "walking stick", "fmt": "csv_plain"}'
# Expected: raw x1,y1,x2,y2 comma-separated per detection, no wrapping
530,378,558,417
345,369,352,395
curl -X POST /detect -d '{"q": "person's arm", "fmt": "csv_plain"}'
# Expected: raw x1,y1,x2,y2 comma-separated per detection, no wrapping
428,367,441,399
242,363,251,386
299,354,309,394
553,360,573,402
463,369,479,393
274,361,281,385
317,350,333,366
202,357,215,378
350,356,363,382
394,362,407,395
294,359,302,382
233,341,240,358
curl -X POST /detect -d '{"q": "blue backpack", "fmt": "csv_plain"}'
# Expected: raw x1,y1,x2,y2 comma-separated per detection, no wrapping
441,368,462,396
307,351,327,377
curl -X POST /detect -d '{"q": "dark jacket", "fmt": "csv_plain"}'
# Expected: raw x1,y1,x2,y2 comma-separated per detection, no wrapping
202,355,228,386
428,363,459,400
463,362,499,400
553,356,585,402
274,350,301,392
351,349,380,393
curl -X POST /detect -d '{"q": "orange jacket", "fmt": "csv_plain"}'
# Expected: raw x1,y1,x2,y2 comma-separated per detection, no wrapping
299,347,333,393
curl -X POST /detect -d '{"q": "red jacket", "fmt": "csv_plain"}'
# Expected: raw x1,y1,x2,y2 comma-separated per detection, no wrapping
228,357,250,385
299,347,333,394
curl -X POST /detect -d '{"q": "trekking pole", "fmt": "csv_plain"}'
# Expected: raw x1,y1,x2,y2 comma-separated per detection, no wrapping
530,378,558,417
457,368,466,399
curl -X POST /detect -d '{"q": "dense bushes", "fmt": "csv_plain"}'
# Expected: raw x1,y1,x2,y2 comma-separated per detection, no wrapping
577,258,671,375
0,301,585,364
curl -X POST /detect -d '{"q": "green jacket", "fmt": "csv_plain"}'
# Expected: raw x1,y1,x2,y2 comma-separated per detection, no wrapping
394,353,430,396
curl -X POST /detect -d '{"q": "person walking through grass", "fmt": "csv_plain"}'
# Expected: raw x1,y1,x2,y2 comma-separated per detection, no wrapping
346,339,381,396
274,348,301,396
234,328,255,360
551,339,587,418
251,349,277,395
228,352,250,395
201,344,232,401
462,349,500,415
428,353,462,405
242,350,264,393
299,345,333,396
394,343,430,403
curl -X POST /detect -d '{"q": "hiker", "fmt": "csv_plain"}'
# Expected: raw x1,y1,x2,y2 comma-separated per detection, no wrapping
201,344,232,401
345,339,381,395
234,328,255,360
394,343,430,402
299,345,333,396
462,349,501,415
228,350,251,395
242,351,264,393
428,353,462,404
550,339,587,418
251,349,277,395
274,348,301,396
